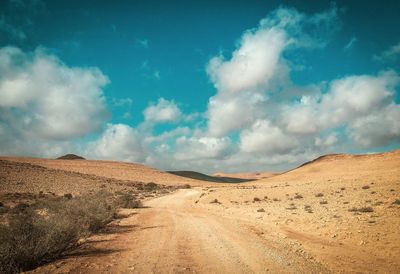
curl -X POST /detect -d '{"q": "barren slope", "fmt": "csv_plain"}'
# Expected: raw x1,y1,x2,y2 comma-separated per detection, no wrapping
213,171,279,180
202,150,400,272
0,157,208,186
255,149,400,185
7,150,400,273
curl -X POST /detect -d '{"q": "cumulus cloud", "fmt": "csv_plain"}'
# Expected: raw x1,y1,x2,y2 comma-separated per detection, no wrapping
206,6,339,137
240,120,297,154
282,71,399,140
87,124,144,162
174,135,232,161
143,98,182,123
348,104,400,147
0,46,109,141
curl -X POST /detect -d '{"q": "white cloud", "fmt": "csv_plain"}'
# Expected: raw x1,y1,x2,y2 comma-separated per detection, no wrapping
315,133,338,147
348,104,400,147
282,71,399,137
319,70,398,126
240,120,297,154
174,135,232,161
87,124,144,162
0,46,109,142
207,92,267,136
206,6,339,137
206,28,287,95
143,98,181,123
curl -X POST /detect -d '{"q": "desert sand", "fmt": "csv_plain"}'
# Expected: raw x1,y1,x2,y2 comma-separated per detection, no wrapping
1,150,399,273
213,171,280,180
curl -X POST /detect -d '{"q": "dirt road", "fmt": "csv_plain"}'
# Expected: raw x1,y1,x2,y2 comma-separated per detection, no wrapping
29,188,329,274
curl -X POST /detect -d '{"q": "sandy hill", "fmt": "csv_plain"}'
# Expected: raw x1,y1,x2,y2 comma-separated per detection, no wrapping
0,156,209,187
200,149,400,272
255,149,400,185
168,171,251,183
213,171,279,180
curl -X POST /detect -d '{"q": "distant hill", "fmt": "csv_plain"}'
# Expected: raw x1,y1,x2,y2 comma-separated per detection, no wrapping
0,156,212,186
255,149,400,185
167,171,252,183
56,154,85,160
213,171,279,180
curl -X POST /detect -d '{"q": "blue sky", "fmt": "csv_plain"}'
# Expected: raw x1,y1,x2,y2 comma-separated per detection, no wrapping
0,0,399,173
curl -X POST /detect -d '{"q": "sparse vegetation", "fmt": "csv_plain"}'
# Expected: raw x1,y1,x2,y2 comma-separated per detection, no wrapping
210,199,220,204
392,199,400,205
144,182,158,191
304,205,313,213
0,191,133,273
257,208,265,212
181,184,191,189
253,197,261,202
294,194,303,199
272,198,280,202
362,185,370,190
116,193,142,209
348,206,374,213
63,193,73,199
315,193,324,197
319,200,328,205
286,203,297,210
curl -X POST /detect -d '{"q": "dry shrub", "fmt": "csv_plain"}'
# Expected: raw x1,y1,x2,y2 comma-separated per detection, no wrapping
116,193,142,209
315,193,324,197
253,197,261,202
0,191,118,273
349,206,374,213
0,208,81,273
144,182,158,192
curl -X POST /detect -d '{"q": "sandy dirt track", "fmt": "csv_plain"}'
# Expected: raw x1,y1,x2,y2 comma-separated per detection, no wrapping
28,189,329,274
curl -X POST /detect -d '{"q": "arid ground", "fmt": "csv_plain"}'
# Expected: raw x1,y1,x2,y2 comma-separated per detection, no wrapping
0,150,399,273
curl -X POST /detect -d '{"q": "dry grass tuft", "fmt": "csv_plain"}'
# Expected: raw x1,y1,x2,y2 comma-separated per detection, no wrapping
0,191,120,273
